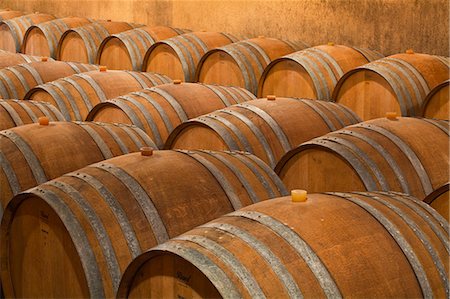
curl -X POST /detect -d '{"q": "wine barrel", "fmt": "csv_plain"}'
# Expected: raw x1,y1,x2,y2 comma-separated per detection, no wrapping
142,31,239,82
22,17,94,58
24,68,172,121
258,44,383,100
276,116,449,201
0,10,23,21
0,59,98,99
0,99,65,130
424,183,449,222
333,51,450,120
0,120,157,216
166,96,361,168
86,81,256,148
96,26,190,71
1,149,287,298
56,21,143,64
0,49,52,69
421,79,449,120
196,37,309,94
0,13,56,52
117,191,449,298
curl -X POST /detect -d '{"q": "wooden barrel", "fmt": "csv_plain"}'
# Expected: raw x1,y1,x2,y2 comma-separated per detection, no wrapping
0,120,157,216
258,44,384,100
333,51,450,120
424,183,449,222
0,13,56,52
276,116,449,201
1,149,287,298
0,49,53,69
24,68,172,121
166,96,361,168
0,59,98,99
142,31,239,82
96,26,190,71
0,10,24,21
421,79,449,120
117,191,449,298
86,81,256,148
0,99,65,130
196,37,309,94
22,17,94,58
56,21,143,64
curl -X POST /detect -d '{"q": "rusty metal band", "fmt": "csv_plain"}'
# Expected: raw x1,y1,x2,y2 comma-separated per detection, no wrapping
205,113,253,152
16,99,40,121
129,92,167,146
177,150,243,210
221,108,276,168
237,42,266,77
12,19,28,50
153,241,241,298
299,99,337,130
322,135,390,190
75,27,99,64
229,210,342,298
434,56,450,67
114,123,145,149
36,84,71,120
8,67,30,91
121,36,141,71
0,78,10,98
125,31,149,70
355,191,449,295
327,100,361,124
222,151,277,198
337,129,410,193
134,28,156,48
373,191,450,255
93,162,169,244
41,22,61,56
217,85,246,104
305,47,344,79
231,85,257,101
160,39,192,81
289,54,327,100
138,72,162,86
176,234,266,298
223,45,258,93
421,118,449,135
191,116,240,150
199,150,259,204
201,84,232,106
220,32,239,43
0,70,18,98
111,97,146,130
47,180,122,291
182,33,208,55
203,222,303,298
385,57,430,96
61,76,94,112
66,62,82,73
124,71,148,89
97,123,130,154
65,170,142,263
362,63,412,115
75,122,113,158
352,47,384,62
75,73,108,102
38,100,65,120
303,138,379,190
148,87,188,121
356,123,433,195
4,20,22,51
377,191,450,236
19,53,35,63
313,100,346,127
297,50,334,98
237,103,291,152
0,150,21,198
284,39,309,51
240,41,271,67
48,81,82,121
20,62,44,85
1,130,47,184
329,192,433,298
0,100,23,125
127,124,158,149
90,22,110,42
30,186,105,298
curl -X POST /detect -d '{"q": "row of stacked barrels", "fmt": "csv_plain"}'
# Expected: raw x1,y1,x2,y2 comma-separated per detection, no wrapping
0,7,449,299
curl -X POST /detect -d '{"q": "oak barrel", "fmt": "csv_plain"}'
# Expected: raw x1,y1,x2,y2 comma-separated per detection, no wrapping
0,49,52,69
142,31,239,82
56,21,143,64
86,81,256,148
0,13,56,52
424,183,449,222
166,97,361,168
1,149,287,298
0,10,23,21
258,44,383,100
96,26,189,71
421,79,449,120
0,120,157,216
0,59,98,99
275,116,449,201
22,17,94,58
24,68,172,121
333,51,450,120
0,99,65,130
196,37,309,94
117,191,449,298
